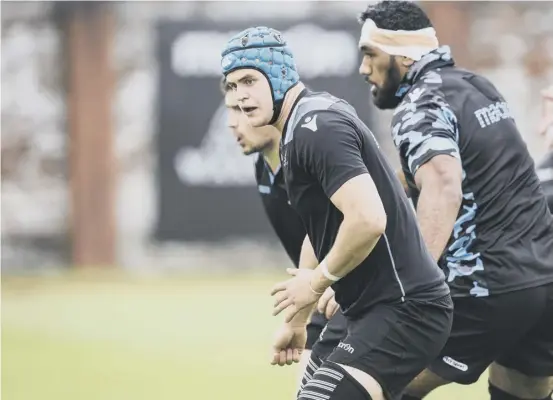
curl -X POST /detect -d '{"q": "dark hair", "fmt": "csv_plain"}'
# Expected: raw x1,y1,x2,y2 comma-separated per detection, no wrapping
219,77,230,94
359,1,432,31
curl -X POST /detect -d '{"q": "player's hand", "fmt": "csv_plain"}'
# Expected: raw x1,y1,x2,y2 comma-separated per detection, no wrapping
317,287,340,320
271,268,323,323
270,323,307,366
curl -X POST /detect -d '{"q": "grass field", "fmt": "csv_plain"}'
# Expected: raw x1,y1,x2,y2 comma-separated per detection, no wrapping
2,271,487,400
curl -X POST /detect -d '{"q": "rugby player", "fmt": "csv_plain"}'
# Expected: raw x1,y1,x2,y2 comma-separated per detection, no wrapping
221,26,453,400
219,78,348,389
356,2,553,399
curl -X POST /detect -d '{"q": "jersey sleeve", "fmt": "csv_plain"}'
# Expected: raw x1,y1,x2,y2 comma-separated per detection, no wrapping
294,110,369,198
392,79,461,176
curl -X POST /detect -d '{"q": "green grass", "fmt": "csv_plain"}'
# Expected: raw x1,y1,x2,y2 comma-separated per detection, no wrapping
2,271,486,399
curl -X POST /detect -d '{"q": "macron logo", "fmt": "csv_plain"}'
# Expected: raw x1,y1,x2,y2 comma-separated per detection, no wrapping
442,356,468,371
301,115,318,132
337,342,354,354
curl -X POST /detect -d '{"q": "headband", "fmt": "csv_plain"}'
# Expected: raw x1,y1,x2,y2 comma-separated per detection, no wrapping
359,19,439,61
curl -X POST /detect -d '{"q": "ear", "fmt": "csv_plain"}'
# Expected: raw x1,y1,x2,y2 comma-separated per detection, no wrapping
400,56,415,67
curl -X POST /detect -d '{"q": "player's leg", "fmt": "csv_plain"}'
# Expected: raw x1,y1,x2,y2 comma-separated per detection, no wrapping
299,311,328,389
298,311,348,394
403,287,550,399
400,370,449,399
299,294,453,400
489,282,553,400
299,360,385,400
488,364,553,400
297,350,313,388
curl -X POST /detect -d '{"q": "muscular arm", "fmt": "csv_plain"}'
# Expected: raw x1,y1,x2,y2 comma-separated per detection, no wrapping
293,110,386,292
289,236,320,326
414,155,463,261
298,235,318,269
310,174,386,292
393,83,463,261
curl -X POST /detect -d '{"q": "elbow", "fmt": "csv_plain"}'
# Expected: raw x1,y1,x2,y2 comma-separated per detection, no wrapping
353,209,387,239
441,179,463,210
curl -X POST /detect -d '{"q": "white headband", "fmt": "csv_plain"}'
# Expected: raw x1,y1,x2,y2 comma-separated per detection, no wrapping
359,19,439,61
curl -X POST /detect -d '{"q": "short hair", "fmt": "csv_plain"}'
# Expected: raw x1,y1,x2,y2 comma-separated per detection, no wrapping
219,78,232,94
359,1,432,31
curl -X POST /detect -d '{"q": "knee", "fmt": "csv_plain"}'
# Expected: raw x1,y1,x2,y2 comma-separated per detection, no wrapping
403,369,451,398
489,363,553,399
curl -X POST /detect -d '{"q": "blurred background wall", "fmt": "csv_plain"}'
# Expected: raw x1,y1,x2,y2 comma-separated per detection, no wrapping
2,1,552,273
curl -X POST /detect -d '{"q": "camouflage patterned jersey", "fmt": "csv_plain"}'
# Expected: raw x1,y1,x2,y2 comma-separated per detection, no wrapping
392,46,553,298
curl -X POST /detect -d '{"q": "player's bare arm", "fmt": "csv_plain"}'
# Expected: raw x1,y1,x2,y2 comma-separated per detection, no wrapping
284,236,320,326
271,237,319,367
272,173,387,323
310,173,387,292
414,154,463,261
298,234,339,320
298,235,318,270
390,77,464,264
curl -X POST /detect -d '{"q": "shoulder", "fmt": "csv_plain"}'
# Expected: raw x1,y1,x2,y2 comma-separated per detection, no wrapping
394,72,449,120
287,92,355,134
392,72,458,141
291,109,357,145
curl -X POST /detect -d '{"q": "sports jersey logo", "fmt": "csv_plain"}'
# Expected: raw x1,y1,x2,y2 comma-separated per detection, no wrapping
301,115,318,132
442,356,468,371
474,101,512,128
337,342,354,354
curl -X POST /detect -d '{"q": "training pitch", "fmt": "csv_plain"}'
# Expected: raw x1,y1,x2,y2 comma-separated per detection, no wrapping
2,271,487,400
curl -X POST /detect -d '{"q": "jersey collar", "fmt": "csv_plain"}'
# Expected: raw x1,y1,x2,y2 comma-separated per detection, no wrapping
395,45,455,99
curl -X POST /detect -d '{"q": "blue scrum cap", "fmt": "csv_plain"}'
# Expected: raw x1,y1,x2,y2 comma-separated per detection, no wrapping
220,26,300,103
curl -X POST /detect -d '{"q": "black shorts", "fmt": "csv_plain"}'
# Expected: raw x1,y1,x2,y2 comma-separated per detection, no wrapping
306,311,328,350
323,294,453,400
429,283,553,384
310,310,348,358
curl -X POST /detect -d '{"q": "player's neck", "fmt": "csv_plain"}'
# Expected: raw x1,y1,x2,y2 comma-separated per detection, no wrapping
262,142,281,173
273,82,306,133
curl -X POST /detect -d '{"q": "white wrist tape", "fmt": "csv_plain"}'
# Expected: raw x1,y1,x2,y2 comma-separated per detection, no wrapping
320,259,341,282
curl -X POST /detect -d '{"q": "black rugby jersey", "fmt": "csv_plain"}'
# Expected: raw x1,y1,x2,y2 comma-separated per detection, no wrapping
254,155,305,267
392,47,553,298
280,89,449,318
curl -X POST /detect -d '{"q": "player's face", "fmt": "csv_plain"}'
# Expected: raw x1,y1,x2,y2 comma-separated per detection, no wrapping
225,91,279,155
359,45,405,110
225,69,274,127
